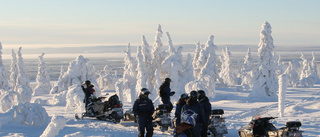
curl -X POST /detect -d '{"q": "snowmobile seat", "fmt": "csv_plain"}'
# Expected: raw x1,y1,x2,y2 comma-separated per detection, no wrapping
286,121,302,128
211,109,224,115
156,104,170,111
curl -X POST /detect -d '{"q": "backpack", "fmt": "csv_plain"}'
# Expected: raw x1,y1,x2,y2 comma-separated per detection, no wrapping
180,109,198,127
158,88,164,97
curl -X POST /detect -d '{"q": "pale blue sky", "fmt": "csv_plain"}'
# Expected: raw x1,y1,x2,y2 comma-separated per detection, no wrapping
0,0,319,48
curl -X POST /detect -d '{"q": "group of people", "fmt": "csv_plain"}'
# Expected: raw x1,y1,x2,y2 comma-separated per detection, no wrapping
132,78,212,137
81,78,211,137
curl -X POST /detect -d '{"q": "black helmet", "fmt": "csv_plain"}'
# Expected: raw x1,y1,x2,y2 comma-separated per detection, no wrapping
197,90,206,99
85,80,91,85
189,90,197,99
165,78,171,82
180,93,189,99
141,88,151,95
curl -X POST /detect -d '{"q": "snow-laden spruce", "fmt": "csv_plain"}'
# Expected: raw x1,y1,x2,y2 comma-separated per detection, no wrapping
250,21,278,100
298,52,318,87
50,55,100,112
284,60,300,87
97,65,118,92
10,49,18,88
0,42,10,90
15,47,33,104
115,44,137,103
185,35,218,97
219,47,237,86
33,53,52,95
241,48,254,90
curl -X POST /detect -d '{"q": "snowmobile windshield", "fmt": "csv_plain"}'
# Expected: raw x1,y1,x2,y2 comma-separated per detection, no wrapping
251,107,272,120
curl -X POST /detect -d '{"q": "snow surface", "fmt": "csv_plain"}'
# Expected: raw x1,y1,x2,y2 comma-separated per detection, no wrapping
0,82,320,136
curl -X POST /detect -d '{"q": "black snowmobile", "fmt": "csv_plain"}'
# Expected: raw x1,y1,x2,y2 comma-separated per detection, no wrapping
207,109,228,137
76,94,124,123
152,104,172,132
238,107,303,137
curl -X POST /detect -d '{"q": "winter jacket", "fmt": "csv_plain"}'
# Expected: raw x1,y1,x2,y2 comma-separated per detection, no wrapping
181,98,206,137
199,97,211,137
199,97,211,122
82,85,93,106
133,95,155,117
133,95,155,137
175,100,186,126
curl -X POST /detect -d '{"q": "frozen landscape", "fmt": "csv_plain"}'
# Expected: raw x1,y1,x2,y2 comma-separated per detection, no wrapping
0,22,320,137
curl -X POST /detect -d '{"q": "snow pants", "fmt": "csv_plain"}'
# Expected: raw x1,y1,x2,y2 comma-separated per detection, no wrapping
137,115,153,137
161,97,173,112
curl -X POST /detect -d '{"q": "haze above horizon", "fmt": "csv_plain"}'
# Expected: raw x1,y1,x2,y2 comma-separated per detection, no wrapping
0,0,319,49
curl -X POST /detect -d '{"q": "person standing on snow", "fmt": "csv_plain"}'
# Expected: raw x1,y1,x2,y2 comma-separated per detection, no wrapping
174,93,189,137
198,90,212,137
81,80,94,107
133,88,155,137
180,91,206,137
159,78,175,112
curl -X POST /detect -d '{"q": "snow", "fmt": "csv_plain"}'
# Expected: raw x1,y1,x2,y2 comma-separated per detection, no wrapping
0,22,320,137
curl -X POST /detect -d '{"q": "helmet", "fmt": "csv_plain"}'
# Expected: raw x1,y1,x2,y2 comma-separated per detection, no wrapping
141,88,151,95
165,78,171,82
85,80,91,85
180,93,189,99
197,90,206,99
189,91,197,99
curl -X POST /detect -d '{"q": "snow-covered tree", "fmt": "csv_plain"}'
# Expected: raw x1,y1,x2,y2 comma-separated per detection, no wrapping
311,52,318,80
0,42,10,90
219,47,237,86
10,49,18,88
9,103,49,126
115,44,137,103
250,21,278,99
151,24,165,76
241,48,254,90
0,91,17,112
141,35,152,91
135,46,150,99
15,47,33,104
284,60,300,87
278,74,288,117
195,35,217,80
192,42,202,78
33,53,52,95
97,65,118,92
50,55,100,111
186,35,218,98
298,53,317,87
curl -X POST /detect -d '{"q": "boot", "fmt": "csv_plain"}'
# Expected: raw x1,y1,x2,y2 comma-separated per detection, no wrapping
146,130,153,137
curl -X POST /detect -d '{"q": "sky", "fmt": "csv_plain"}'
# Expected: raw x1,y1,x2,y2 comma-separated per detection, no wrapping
0,0,319,49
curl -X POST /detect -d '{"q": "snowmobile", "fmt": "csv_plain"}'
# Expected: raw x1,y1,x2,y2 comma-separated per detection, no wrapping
76,94,124,123
207,109,228,137
238,108,303,137
152,104,172,132
124,108,137,122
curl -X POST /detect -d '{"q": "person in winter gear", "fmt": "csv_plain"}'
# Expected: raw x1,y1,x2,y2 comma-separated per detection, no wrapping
180,91,206,137
198,90,212,137
174,93,189,137
81,80,94,107
159,78,174,112
133,88,155,137
175,93,189,126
